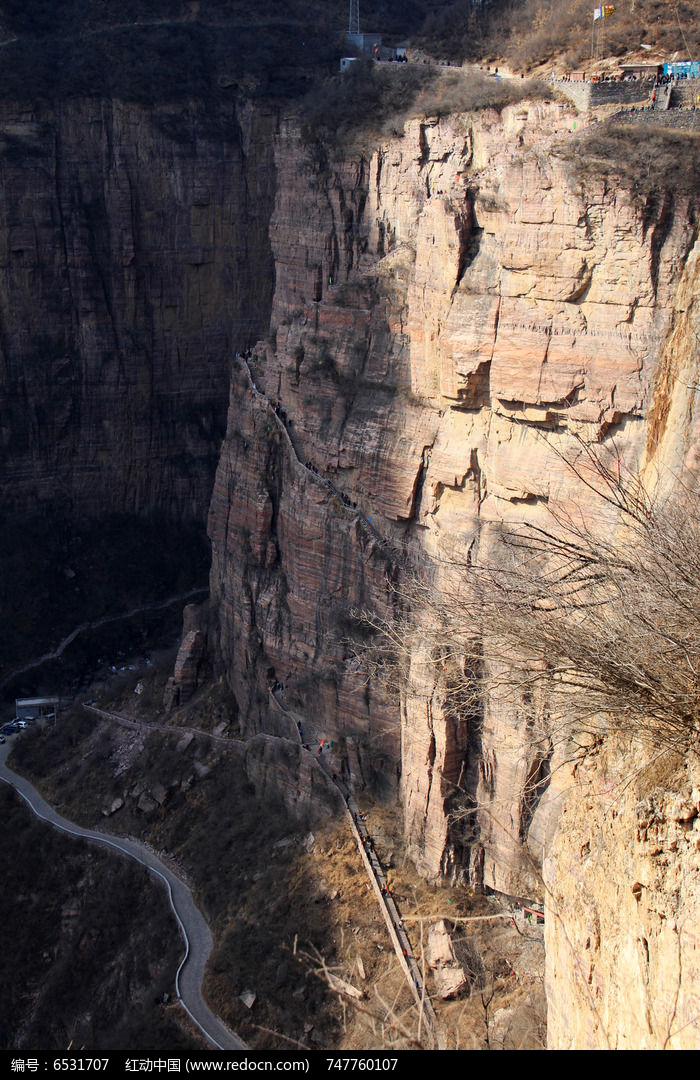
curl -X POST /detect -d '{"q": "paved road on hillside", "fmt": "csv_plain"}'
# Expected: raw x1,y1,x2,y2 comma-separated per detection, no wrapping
0,739,247,1053
86,697,442,1045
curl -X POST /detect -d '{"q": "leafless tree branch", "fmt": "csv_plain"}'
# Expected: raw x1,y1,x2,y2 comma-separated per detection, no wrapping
353,440,700,755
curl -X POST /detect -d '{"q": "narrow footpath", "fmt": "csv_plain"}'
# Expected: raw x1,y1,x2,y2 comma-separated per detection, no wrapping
238,352,404,562
268,693,443,1049
1,587,209,690
234,349,441,1043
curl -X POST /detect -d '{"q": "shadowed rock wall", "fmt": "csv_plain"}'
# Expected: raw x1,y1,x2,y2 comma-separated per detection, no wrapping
0,96,276,525
208,99,700,903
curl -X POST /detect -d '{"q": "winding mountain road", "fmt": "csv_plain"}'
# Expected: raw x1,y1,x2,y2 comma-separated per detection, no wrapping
0,739,247,1053
85,697,441,1045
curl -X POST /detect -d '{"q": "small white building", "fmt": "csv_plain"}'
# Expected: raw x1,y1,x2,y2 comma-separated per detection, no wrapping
15,696,60,720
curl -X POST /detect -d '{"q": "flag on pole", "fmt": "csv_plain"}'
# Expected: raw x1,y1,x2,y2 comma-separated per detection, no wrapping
593,4,615,16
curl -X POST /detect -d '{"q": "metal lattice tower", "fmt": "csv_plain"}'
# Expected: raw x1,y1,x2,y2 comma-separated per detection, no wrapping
349,0,360,35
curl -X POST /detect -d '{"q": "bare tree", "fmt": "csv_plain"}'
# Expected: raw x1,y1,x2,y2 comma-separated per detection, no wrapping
355,438,700,755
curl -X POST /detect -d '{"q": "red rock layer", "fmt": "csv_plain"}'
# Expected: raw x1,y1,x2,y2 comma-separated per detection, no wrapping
208,102,700,894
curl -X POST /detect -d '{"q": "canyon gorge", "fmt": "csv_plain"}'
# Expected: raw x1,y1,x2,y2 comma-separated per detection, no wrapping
2,60,699,1048
205,96,700,1047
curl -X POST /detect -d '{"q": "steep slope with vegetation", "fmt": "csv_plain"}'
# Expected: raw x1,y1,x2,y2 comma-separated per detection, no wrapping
423,0,700,71
0,784,202,1053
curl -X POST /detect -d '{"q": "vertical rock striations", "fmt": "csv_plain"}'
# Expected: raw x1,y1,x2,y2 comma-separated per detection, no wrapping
0,97,277,525
5,76,696,1045
208,98,700,904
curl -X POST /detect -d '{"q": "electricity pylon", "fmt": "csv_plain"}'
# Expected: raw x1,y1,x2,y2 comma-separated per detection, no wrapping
349,0,360,35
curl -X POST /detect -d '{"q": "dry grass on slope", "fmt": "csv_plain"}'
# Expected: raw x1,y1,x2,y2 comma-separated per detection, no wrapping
300,62,554,150
423,0,700,73
555,119,700,199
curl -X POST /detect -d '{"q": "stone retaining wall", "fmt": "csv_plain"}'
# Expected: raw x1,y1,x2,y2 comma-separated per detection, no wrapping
556,78,654,111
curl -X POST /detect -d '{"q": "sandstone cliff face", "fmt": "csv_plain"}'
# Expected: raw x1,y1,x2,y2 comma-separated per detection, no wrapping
0,96,276,526
541,208,700,1051
544,739,700,1049
4,78,695,1046
208,97,699,906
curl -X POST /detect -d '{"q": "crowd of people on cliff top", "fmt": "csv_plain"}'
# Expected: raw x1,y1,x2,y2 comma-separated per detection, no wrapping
555,69,698,83
656,71,694,84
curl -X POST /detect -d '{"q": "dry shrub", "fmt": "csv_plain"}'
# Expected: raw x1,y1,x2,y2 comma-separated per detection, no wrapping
555,120,700,199
421,0,700,73
356,440,700,755
299,60,434,148
301,62,554,151
413,69,555,117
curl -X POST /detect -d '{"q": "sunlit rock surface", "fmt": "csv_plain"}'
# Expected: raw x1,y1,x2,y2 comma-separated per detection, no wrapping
208,101,700,908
